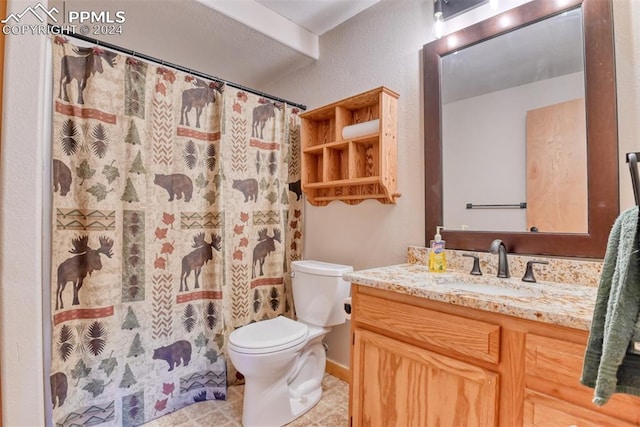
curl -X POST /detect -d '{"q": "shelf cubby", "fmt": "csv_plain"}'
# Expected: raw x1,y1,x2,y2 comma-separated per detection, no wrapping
302,151,323,185
351,139,379,180
325,146,350,182
301,114,335,147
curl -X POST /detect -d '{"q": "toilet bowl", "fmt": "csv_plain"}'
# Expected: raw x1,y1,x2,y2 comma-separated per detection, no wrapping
227,260,352,427
228,316,329,426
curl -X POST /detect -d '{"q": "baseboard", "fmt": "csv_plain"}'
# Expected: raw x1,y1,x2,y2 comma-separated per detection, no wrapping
325,359,350,384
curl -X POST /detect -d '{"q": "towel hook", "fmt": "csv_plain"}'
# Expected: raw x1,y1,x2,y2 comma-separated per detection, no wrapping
626,152,640,206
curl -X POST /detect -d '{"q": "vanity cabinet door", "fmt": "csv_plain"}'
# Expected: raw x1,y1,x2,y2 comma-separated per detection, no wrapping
351,328,498,427
525,333,640,425
524,390,636,427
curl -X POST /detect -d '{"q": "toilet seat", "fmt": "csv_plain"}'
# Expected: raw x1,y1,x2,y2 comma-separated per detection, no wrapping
229,316,309,354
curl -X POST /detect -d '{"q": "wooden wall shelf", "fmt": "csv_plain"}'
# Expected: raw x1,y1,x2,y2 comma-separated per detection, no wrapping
300,87,400,206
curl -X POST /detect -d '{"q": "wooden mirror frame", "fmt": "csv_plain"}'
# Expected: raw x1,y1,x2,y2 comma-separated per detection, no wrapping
423,0,618,259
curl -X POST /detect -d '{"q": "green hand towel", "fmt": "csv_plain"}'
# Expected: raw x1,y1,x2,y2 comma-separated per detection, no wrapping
581,206,640,405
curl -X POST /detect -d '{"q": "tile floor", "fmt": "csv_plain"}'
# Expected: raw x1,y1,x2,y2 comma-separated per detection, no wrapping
143,374,349,427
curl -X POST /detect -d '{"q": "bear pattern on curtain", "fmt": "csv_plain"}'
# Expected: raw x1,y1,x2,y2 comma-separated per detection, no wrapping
50,38,303,426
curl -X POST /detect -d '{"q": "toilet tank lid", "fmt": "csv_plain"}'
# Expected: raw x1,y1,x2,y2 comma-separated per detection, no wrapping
291,260,353,277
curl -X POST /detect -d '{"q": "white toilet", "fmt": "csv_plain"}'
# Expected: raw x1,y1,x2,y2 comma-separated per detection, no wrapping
227,260,353,427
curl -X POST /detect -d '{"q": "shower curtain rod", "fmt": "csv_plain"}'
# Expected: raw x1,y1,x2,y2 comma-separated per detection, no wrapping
48,25,307,111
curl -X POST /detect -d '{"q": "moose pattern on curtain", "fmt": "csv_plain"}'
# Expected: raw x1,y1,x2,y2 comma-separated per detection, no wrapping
50,37,303,426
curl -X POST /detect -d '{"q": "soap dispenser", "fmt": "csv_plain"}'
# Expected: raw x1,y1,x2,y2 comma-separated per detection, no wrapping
429,226,447,272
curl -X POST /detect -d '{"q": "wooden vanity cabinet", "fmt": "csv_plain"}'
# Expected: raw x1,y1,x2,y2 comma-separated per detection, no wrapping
350,285,640,427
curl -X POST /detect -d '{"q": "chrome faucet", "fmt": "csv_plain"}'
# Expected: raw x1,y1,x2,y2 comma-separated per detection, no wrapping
489,239,510,278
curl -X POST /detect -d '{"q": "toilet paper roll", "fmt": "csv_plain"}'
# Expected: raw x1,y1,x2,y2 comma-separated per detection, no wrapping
343,297,352,320
341,119,379,140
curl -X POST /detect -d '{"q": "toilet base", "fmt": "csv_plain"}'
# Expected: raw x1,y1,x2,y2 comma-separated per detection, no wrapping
239,338,327,427
289,386,322,418
241,368,323,427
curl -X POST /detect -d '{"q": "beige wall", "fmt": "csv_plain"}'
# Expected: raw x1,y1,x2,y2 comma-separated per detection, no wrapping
264,0,432,367
0,0,638,424
264,0,640,367
0,7,49,425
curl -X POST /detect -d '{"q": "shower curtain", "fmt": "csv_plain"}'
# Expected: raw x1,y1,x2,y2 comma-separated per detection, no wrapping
49,38,303,426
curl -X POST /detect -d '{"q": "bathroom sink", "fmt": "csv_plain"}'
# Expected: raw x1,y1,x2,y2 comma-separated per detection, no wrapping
434,281,535,297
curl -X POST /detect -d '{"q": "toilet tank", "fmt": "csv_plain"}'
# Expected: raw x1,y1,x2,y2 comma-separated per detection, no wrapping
291,260,353,327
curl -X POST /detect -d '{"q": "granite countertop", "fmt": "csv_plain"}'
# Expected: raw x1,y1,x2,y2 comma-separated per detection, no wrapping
344,263,598,331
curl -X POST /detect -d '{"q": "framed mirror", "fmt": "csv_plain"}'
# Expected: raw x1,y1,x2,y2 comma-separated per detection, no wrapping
423,0,618,258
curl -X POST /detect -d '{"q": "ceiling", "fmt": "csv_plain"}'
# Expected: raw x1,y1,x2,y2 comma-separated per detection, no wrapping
255,0,381,36
196,0,381,59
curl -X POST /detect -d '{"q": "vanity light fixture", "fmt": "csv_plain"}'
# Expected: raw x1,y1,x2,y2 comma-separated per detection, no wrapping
434,0,490,39
499,14,511,28
447,34,459,48
433,0,446,39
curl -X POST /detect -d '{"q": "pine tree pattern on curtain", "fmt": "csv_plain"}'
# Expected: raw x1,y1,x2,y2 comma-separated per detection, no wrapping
50,38,303,426
221,89,304,385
